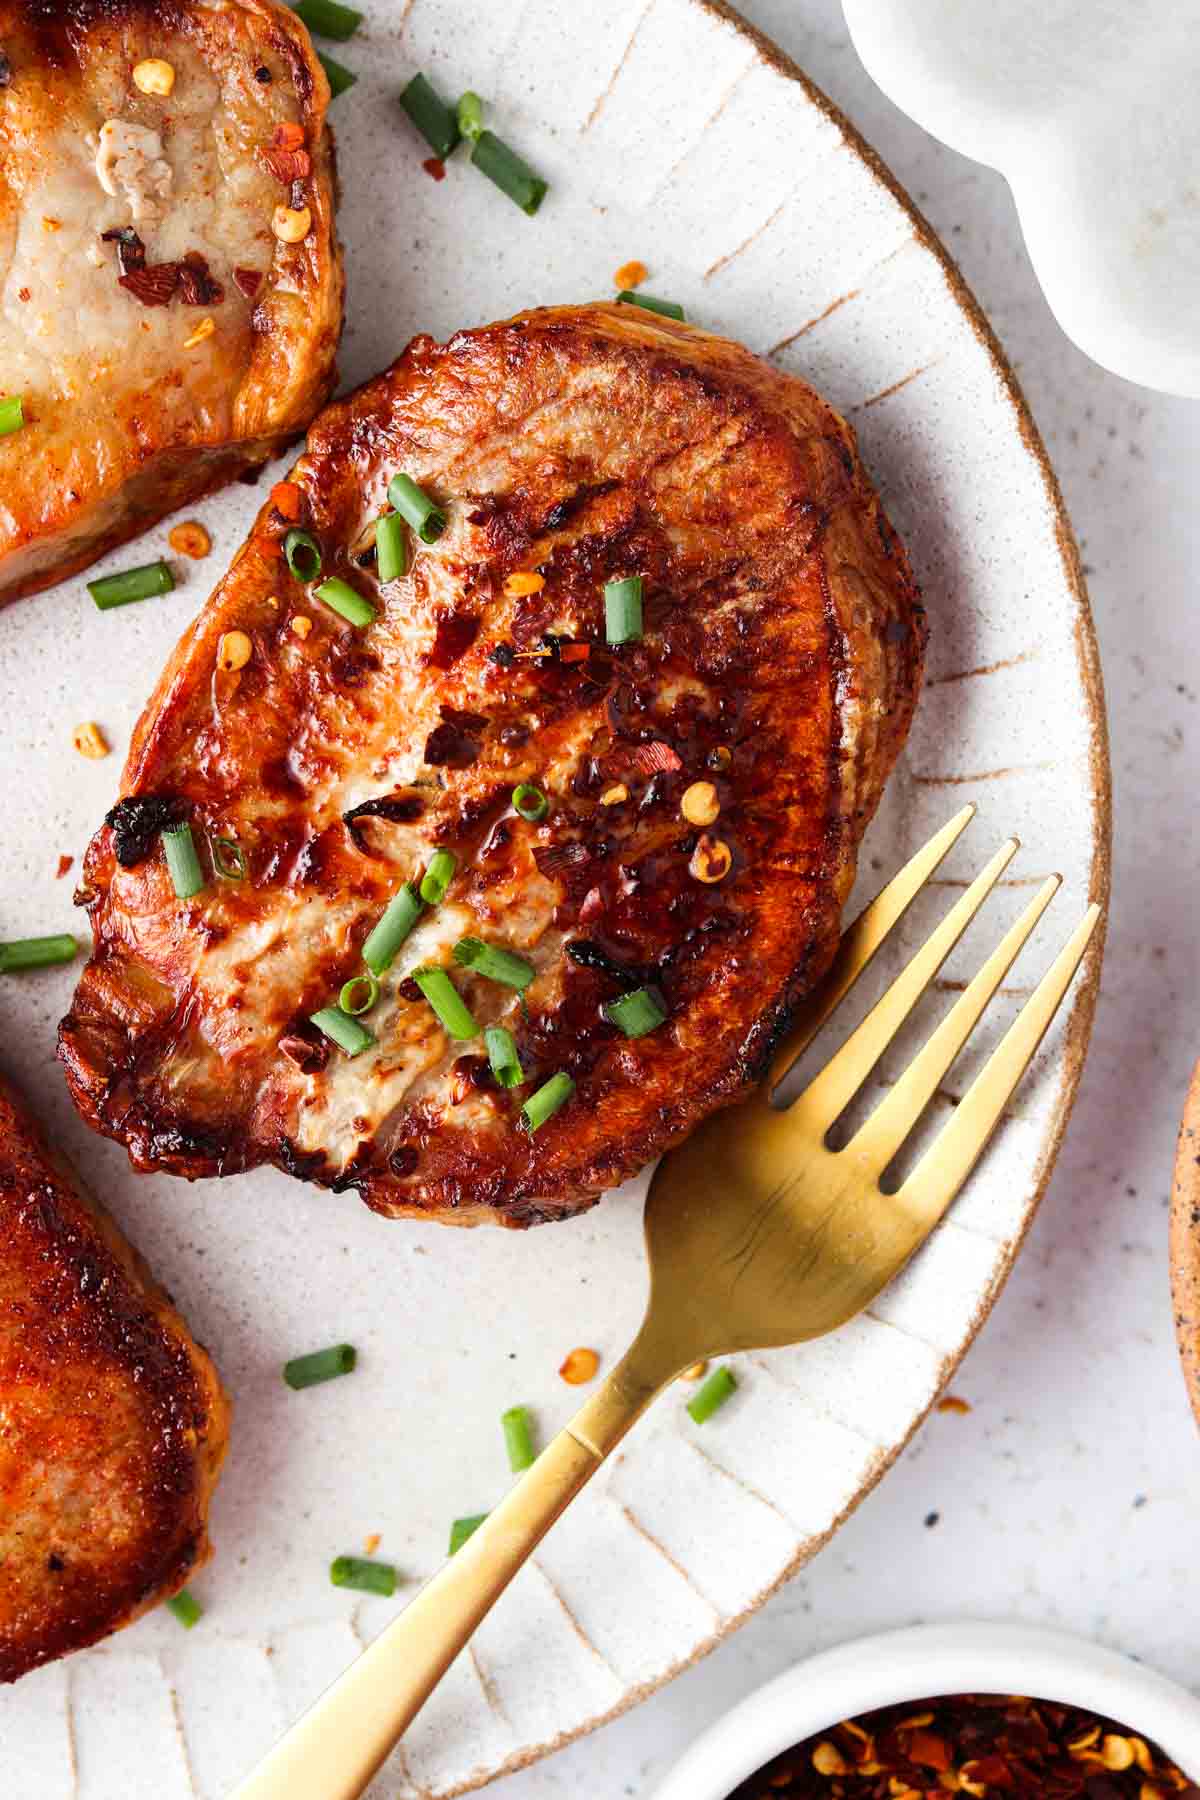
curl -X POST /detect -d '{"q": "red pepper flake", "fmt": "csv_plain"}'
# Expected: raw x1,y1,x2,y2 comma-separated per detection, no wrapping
279,1033,328,1073
422,156,446,180
633,740,682,775
270,481,304,521
260,120,312,184
272,121,306,152
559,642,591,664
118,262,179,307
233,266,264,298
937,1394,972,1414
55,854,74,879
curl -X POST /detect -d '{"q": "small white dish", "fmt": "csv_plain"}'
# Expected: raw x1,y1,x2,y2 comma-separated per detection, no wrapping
653,1622,1200,1800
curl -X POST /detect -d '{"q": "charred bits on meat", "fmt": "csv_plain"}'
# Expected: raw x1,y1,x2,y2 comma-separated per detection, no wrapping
104,794,183,867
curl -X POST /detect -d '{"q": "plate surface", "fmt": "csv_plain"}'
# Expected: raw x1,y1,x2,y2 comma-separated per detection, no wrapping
0,2,1108,1794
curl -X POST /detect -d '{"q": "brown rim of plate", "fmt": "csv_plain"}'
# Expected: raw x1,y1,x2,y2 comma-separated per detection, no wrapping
1169,1060,1200,1428
408,6,1114,1793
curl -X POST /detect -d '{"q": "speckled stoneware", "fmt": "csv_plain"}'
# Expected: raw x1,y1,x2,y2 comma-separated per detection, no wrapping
841,0,1200,399
0,3,1109,1795
1169,1062,1200,1429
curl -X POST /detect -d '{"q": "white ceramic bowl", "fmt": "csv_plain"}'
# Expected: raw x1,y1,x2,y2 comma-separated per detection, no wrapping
653,1623,1200,1800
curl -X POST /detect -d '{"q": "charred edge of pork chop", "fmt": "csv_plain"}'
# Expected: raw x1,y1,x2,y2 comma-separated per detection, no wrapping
58,304,926,1225
0,1072,229,1682
0,0,343,605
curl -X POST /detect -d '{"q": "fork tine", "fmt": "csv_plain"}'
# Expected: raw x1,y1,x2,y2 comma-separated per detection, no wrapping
768,803,977,1095
785,836,1020,1132
895,902,1102,1215
846,875,1061,1175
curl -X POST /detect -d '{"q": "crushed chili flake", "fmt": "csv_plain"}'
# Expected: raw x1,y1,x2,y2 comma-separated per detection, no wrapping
559,1346,599,1385
727,1696,1200,1800
175,251,224,306
233,266,264,298
614,258,648,290
270,481,304,521
101,225,146,274
422,156,447,180
364,1532,381,1556
937,1395,972,1414
119,262,178,307
633,740,683,775
260,139,312,184
55,854,74,880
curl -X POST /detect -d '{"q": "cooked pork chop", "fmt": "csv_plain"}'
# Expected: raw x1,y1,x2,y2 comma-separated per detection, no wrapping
0,0,342,605
0,1072,228,1682
60,302,926,1227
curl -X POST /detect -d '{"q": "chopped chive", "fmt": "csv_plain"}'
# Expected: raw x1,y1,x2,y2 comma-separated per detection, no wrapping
412,965,478,1039
615,290,686,320
284,528,322,582
471,131,547,215
375,511,408,582
605,575,643,646
454,937,534,992
317,50,356,96
0,933,77,975
511,782,548,822
165,1589,202,1629
501,1405,536,1473
605,985,666,1039
310,1005,375,1056
210,836,246,881
339,971,379,1015
161,822,205,899
399,72,462,160
387,473,446,544
293,0,362,40
0,395,25,436
316,577,376,628
485,1024,525,1089
449,1513,488,1555
686,1364,737,1424
284,1343,357,1389
456,91,485,143
87,559,174,611
419,848,456,904
521,1070,574,1133
362,883,423,975
330,1556,397,1597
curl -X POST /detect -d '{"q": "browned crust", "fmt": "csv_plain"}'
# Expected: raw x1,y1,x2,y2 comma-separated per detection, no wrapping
1169,1059,1200,1431
0,0,344,605
0,1071,229,1682
58,300,925,1222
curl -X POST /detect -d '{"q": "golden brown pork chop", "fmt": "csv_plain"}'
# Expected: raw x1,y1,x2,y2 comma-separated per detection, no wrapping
60,302,926,1227
0,0,342,605
0,1073,228,1682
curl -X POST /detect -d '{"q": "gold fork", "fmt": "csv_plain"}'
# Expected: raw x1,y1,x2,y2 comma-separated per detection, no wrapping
234,804,1100,1800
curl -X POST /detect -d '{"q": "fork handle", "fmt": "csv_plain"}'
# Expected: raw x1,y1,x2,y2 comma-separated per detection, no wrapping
232,1345,667,1800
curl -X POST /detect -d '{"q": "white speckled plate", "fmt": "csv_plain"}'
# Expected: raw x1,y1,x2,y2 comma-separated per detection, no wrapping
0,3,1109,1795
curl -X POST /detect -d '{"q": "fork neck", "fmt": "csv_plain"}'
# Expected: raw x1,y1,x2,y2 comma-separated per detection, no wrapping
565,1320,685,1461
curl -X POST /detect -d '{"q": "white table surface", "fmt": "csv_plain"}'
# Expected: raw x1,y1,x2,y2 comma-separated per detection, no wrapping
489,2,1200,1795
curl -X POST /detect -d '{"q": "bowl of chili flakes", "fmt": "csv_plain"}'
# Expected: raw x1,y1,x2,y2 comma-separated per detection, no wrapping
652,1624,1200,1800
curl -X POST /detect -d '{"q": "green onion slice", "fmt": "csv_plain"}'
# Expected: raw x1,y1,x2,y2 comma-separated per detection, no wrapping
210,836,246,881
399,72,462,160
471,131,547,216
375,510,408,582
511,782,548,822
87,559,175,612
293,0,362,41
615,290,686,320
330,1556,396,1597
605,985,666,1039
521,1070,574,1133
387,473,446,544
317,50,356,96
604,575,643,646
166,1589,203,1629
284,528,322,582
339,971,380,1015
449,1513,488,1555
161,822,205,899
456,90,485,142
485,1024,525,1089
284,1343,357,1389
686,1364,737,1425
501,1405,536,1473
362,883,423,975
0,395,25,437
419,848,457,905
310,1006,375,1057
0,934,77,975
316,577,376,628
412,965,478,1039
454,936,534,992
